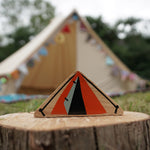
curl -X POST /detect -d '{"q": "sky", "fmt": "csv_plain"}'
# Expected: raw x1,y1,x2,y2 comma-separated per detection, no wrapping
49,0,150,24
0,0,150,40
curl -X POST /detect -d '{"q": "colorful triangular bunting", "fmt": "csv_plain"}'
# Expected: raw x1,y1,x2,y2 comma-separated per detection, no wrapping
106,56,114,66
80,22,87,31
62,25,71,33
38,47,48,56
72,13,79,20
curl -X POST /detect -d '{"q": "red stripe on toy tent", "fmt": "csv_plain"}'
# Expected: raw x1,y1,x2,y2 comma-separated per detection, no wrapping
79,73,106,114
51,72,80,114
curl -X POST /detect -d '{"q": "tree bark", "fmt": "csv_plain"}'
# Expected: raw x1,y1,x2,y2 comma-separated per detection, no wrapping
0,111,149,150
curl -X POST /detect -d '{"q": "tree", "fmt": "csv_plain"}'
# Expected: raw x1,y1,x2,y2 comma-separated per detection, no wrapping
114,18,150,79
86,16,150,80
0,0,55,34
0,26,35,62
86,16,118,47
0,0,55,62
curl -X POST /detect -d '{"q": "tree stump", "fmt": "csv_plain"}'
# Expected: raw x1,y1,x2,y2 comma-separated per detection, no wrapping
0,111,149,150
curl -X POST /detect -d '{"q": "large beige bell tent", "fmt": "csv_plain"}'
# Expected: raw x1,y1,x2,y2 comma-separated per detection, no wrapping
0,10,145,95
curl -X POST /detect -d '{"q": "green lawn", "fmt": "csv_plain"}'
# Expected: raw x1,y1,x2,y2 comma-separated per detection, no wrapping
114,91,150,115
0,91,150,116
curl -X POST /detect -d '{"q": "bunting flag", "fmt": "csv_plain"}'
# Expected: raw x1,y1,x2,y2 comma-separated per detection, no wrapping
129,73,136,81
111,66,137,82
49,39,56,45
32,53,40,62
44,42,49,47
0,77,7,84
27,59,35,68
86,34,92,42
80,22,87,31
38,47,48,56
55,33,65,44
11,70,19,79
111,66,121,77
72,13,79,20
106,56,114,66
121,70,129,81
0,75,9,80
96,44,102,50
0,75,11,87
90,39,96,45
62,25,71,33
34,71,123,117
18,64,28,75
44,39,56,47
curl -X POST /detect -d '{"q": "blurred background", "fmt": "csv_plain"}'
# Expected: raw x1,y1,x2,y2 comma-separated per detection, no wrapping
0,0,150,79
0,0,150,115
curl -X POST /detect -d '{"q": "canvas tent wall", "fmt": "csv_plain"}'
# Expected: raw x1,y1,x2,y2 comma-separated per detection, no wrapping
0,10,145,95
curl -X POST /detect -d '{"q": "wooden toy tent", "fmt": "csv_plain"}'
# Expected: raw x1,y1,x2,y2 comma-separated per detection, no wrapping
35,71,123,117
0,10,145,95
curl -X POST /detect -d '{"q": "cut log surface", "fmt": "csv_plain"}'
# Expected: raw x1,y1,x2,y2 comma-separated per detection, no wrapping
0,111,149,150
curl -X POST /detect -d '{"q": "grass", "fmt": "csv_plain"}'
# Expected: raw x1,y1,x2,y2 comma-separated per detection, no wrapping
0,91,150,116
0,99,44,115
114,91,150,115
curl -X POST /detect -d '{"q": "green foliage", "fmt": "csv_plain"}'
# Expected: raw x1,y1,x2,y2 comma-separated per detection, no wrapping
0,0,55,32
0,99,44,115
114,92,150,115
117,35,150,79
115,17,141,28
87,16,150,80
30,0,55,33
0,0,30,27
86,16,118,47
0,0,55,62
0,26,34,61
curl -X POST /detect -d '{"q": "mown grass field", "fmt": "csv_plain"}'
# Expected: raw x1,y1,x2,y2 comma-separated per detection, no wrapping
0,91,150,115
